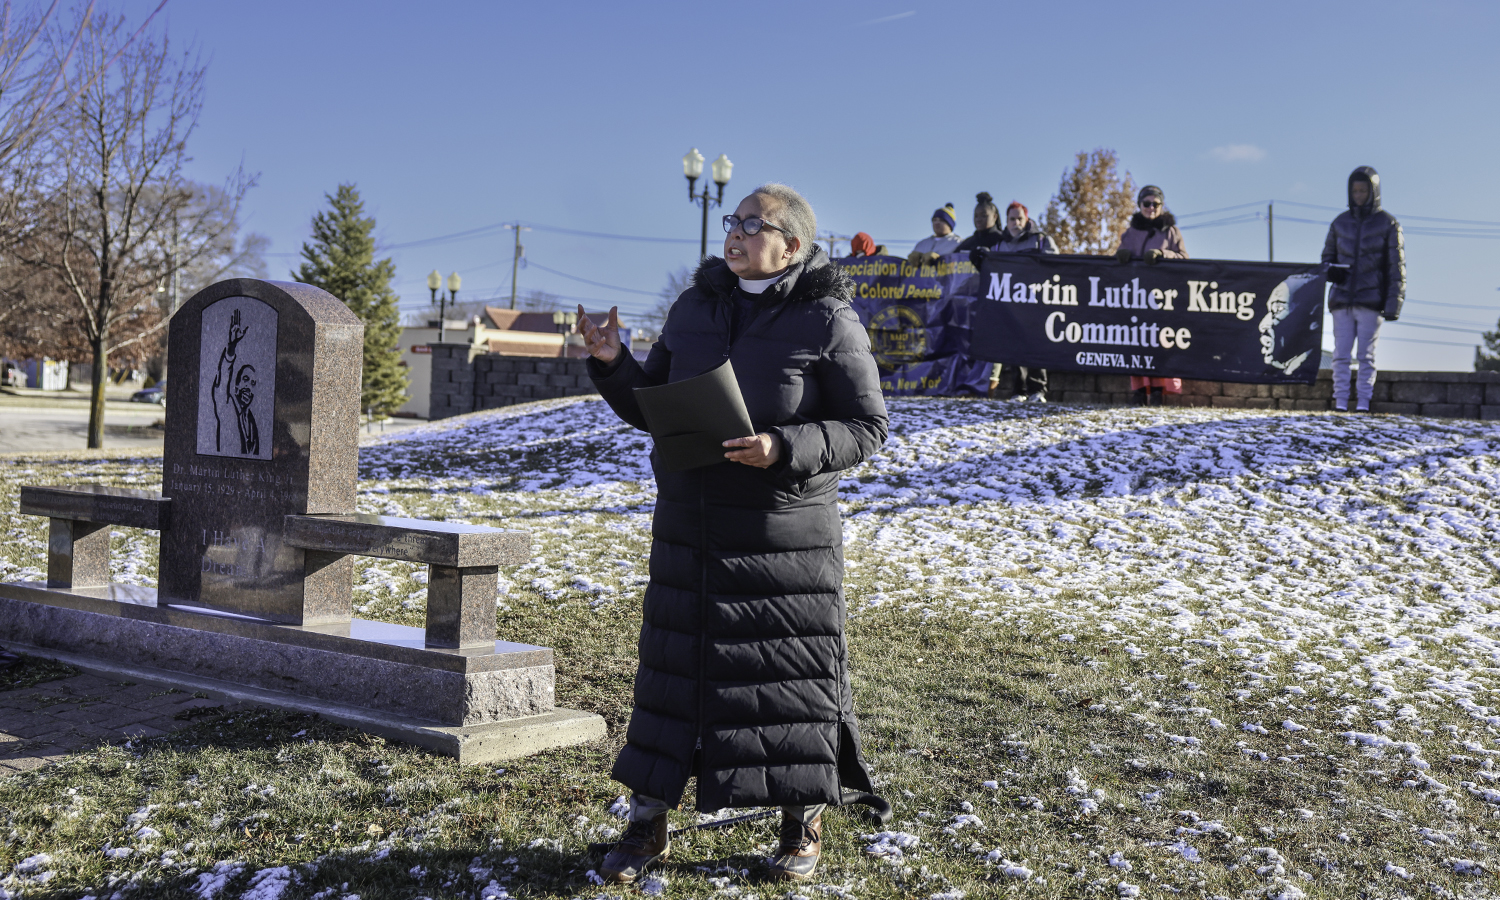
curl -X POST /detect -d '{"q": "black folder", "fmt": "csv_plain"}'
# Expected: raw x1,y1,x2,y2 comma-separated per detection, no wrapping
633,360,756,471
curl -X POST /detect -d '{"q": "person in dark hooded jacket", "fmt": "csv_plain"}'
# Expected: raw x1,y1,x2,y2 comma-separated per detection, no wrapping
577,182,887,885
1321,166,1405,412
980,201,1059,401
956,191,1004,255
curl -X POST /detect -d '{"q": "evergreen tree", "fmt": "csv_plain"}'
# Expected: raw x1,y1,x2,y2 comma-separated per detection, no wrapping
1475,325,1500,372
293,184,408,416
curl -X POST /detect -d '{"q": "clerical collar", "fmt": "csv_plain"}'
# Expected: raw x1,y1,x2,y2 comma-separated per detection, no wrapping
737,271,787,294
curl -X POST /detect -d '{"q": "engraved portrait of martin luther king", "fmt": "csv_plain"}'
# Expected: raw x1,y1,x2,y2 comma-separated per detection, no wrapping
213,309,259,454
196,296,277,460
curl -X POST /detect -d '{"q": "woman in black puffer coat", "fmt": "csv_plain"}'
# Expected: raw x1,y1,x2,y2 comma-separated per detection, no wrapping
577,183,887,885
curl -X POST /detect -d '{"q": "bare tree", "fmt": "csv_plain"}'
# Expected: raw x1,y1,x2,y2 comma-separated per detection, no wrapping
1039,149,1137,255
173,181,269,295
636,266,690,340
30,11,255,447
0,238,83,360
515,287,563,312
0,0,166,352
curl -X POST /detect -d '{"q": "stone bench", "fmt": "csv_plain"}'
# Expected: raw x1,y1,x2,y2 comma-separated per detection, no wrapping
283,513,528,650
19,486,172,590
17,487,527,652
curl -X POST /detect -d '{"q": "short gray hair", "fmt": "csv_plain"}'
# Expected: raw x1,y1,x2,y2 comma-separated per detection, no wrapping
750,182,817,264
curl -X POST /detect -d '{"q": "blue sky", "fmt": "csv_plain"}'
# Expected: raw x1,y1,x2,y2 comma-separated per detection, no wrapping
148,0,1498,370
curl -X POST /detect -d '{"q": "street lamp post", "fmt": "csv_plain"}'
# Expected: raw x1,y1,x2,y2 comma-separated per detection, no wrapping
683,148,733,260
428,270,461,342
551,309,581,357
550,309,578,334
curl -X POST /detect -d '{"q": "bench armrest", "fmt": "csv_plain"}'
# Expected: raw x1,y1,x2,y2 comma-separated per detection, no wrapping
284,513,530,650
20,485,171,531
283,513,528,567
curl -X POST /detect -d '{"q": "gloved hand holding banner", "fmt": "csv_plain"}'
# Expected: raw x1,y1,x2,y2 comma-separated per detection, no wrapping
966,254,1328,385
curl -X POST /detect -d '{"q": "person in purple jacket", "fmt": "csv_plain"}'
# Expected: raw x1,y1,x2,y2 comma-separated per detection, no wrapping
1115,185,1187,404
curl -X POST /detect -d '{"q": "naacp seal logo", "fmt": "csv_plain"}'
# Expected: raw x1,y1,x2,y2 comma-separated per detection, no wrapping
867,305,927,371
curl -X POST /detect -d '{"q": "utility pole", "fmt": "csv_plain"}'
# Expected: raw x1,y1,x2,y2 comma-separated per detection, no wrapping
1267,202,1274,262
818,230,851,260
503,222,530,309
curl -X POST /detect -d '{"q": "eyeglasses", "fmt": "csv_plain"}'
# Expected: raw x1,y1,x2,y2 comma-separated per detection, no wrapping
723,215,792,238
1140,201,1162,209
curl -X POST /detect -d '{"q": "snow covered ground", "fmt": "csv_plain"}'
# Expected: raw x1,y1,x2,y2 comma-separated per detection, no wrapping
357,397,1500,750
2,396,1498,899
355,396,1500,896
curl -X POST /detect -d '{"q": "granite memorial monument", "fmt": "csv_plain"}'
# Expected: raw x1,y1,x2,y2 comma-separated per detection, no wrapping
0,278,604,762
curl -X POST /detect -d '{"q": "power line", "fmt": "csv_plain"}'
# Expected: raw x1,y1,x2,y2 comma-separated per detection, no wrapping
1380,335,1481,348
1267,199,1344,213
1174,201,1271,219
523,260,661,296
386,223,511,250
1388,320,1484,335
1178,213,1262,230
528,223,697,245
1273,199,1500,227
1423,299,1500,312
1403,314,1492,329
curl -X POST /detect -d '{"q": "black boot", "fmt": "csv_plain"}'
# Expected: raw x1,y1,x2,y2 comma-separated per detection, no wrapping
768,810,822,881
600,812,670,883
1149,387,1164,406
1133,387,1149,406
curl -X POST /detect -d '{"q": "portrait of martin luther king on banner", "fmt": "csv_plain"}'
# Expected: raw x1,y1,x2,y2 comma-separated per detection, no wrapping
196,296,277,460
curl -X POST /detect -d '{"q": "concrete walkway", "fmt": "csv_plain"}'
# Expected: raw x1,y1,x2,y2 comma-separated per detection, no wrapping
0,406,166,452
0,666,240,775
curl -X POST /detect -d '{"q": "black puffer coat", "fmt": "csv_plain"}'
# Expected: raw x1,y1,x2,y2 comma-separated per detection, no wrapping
1322,166,1406,319
956,225,1005,253
588,246,887,812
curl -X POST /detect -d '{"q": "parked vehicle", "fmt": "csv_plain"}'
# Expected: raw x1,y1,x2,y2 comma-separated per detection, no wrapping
131,379,166,404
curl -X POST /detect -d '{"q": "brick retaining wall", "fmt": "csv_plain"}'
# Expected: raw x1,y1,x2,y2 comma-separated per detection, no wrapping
1045,369,1500,419
429,345,596,420
430,344,1500,422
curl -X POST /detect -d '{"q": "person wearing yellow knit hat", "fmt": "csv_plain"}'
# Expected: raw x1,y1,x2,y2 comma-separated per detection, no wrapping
907,203,961,264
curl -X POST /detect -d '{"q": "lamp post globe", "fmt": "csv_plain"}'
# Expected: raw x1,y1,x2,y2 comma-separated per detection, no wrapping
447,272,461,294
683,148,731,260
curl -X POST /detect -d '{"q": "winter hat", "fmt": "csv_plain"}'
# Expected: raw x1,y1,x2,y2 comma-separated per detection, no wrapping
1137,185,1165,205
850,232,876,257
932,204,957,230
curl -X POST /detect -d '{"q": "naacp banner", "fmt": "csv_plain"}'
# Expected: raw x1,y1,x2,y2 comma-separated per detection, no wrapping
837,255,991,395
966,254,1327,384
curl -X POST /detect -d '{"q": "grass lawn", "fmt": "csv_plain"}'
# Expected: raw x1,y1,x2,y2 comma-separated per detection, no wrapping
1,397,1498,899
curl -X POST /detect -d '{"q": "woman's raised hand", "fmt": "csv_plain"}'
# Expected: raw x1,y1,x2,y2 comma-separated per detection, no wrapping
576,304,620,364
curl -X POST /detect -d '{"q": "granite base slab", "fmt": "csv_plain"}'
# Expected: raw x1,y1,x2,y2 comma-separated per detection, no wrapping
7,644,606,765
0,582,553,727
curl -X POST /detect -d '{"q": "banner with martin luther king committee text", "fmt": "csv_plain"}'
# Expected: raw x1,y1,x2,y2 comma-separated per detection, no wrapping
965,253,1328,384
